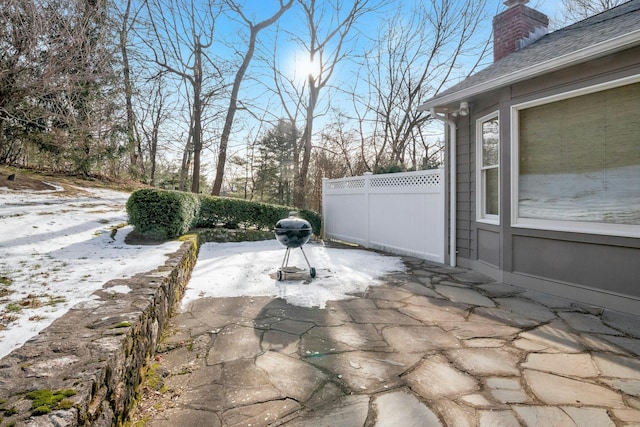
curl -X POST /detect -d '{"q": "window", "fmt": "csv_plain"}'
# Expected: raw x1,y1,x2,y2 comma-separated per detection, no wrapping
477,113,500,223
512,77,640,237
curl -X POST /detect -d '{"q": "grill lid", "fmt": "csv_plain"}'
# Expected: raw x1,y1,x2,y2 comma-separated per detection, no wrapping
274,212,312,248
275,211,312,231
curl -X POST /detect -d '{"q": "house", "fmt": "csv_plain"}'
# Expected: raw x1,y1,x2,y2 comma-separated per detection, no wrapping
418,0,640,314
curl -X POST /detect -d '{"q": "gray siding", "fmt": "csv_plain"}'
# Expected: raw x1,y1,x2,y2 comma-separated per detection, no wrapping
455,115,474,260
455,47,640,306
512,235,640,296
478,229,500,267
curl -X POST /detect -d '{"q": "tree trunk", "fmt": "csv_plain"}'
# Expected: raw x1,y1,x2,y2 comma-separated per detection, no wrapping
149,110,160,186
211,0,293,195
293,76,318,208
120,0,140,178
191,40,203,193
180,117,194,191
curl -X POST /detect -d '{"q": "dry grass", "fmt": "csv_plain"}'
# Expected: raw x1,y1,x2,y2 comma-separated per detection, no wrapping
0,165,146,195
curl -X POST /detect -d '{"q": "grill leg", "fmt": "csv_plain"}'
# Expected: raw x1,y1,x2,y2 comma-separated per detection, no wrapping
281,247,292,269
278,246,316,280
299,247,313,270
299,247,316,278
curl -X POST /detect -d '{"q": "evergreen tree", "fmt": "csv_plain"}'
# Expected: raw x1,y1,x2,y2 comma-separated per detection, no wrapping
254,120,298,205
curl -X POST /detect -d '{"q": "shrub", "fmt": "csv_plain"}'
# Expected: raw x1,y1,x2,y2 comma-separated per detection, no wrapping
196,196,246,229
196,195,322,235
127,189,321,239
126,189,200,240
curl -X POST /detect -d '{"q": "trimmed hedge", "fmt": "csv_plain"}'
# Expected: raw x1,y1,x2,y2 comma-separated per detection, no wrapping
126,189,200,240
126,189,322,240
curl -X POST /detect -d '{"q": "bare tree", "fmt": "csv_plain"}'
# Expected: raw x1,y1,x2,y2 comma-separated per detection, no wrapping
285,0,386,207
353,0,489,172
210,0,294,195
144,0,223,193
137,75,173,186
179,105,195,191
115,0,145,178
316,110,365,177
267,27,307,207
560,0,625,23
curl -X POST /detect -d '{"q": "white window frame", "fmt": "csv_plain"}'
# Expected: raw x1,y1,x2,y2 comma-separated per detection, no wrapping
510,74,640,238
476,111,500,225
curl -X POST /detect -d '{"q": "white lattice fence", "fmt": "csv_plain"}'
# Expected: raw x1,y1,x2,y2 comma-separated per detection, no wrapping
322,169,445,263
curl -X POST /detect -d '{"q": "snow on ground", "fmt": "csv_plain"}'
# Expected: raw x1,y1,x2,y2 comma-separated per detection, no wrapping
0,185,182,359
0,183,405,360
183,240,405,310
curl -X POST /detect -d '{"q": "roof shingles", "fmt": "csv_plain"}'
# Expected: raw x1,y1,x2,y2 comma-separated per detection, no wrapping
422,0,640,109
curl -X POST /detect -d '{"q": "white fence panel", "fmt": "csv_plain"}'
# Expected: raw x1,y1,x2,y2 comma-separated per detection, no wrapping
321,176,368,246
322,169,445,263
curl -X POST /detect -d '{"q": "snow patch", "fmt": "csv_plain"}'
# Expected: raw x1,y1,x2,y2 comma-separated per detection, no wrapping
183,240,405,309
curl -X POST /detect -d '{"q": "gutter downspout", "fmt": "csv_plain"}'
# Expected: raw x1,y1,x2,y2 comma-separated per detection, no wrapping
430,108,456,267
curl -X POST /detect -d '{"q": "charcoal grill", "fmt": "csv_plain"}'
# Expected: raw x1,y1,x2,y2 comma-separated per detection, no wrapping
274,212,316,281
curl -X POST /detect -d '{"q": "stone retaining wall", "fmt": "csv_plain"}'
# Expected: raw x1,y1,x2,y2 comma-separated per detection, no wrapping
0,234,201,426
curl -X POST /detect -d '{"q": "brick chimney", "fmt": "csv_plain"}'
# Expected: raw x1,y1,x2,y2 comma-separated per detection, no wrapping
493,0,549,61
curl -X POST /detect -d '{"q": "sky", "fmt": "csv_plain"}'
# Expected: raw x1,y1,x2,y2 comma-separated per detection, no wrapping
228,0,565,86
142,0,567,184
0,184,404,359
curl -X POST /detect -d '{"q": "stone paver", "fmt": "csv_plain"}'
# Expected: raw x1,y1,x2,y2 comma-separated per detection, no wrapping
524,370,625,407
486,377,529,404
256,352,328,402
478,410,521,426
372,390,441,426
518,320,586,353
559,312,623,335
522,353,599,377
599,335,640,356
405,354,479,399
129,249,640,426
494,296,558,323
435,284,496,307
593,353,640,380
513,406,615,427
470,307,541,328
447,348,520,376
382,325,461,352
603,310,640,338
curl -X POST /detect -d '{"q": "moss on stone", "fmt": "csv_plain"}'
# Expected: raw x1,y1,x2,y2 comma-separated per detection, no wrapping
3,407,17,416
114,321,132,328
25,388,77,415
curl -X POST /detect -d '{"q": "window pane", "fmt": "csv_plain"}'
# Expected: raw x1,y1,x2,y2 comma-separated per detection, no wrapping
519,82,640,225
485,167,499,216
482,118,499,167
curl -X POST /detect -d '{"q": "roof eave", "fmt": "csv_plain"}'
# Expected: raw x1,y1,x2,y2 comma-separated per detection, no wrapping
418,28,640,112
